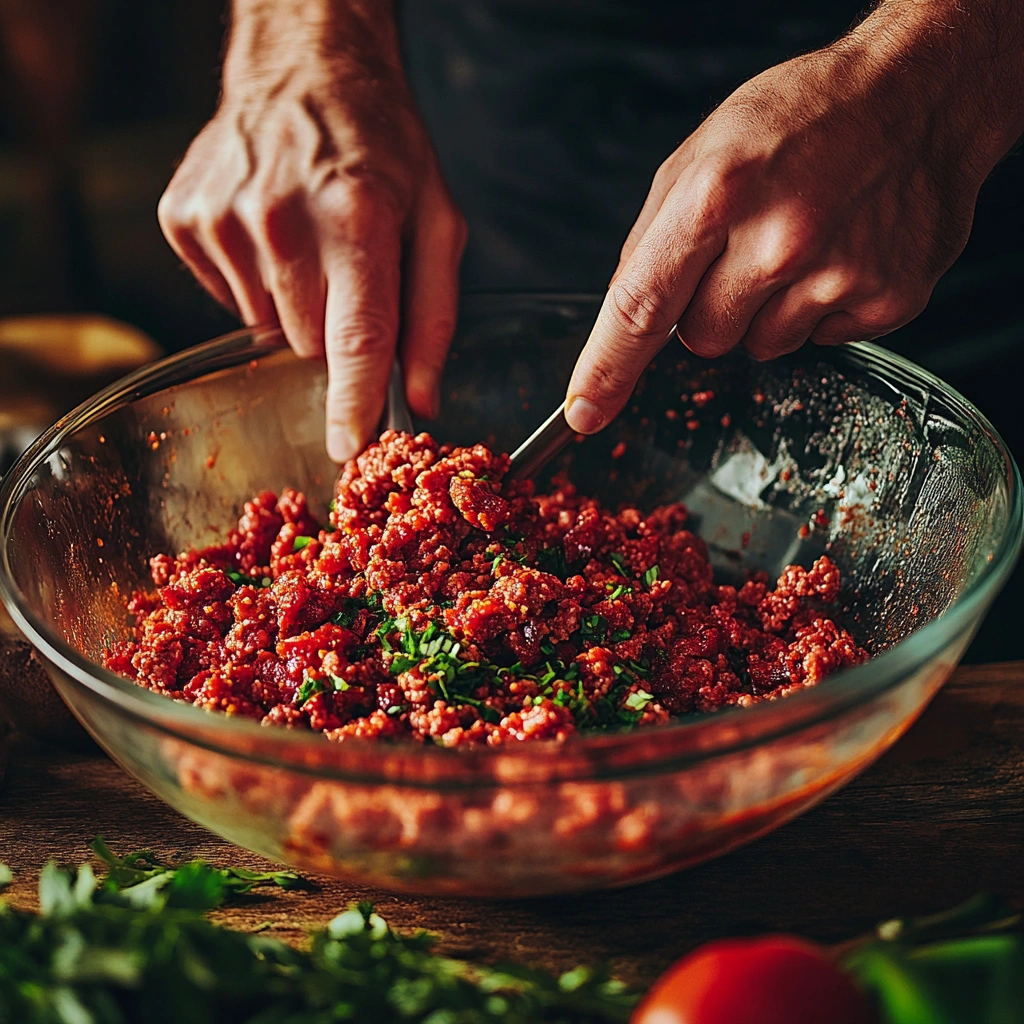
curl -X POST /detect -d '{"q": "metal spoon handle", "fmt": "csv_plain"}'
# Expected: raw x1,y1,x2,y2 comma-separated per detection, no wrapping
384,360,414,434
507,402,574,481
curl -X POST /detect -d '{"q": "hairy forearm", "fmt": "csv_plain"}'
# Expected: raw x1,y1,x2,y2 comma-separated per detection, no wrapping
846,0,1024,179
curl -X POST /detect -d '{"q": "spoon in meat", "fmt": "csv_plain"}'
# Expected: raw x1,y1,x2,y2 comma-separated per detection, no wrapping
384,360,573,482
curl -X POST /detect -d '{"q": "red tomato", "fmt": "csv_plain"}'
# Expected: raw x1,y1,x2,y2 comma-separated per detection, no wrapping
632,935,874,1024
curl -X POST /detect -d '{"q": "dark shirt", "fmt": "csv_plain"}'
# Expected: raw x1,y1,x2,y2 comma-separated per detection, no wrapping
400,1,862,289
400,1,1024,660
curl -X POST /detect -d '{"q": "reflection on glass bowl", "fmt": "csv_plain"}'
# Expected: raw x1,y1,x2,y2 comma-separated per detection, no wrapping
0,294,1020,896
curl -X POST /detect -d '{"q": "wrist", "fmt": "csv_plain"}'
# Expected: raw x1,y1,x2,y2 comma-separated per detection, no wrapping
840,0,1024,182
223,0,404,93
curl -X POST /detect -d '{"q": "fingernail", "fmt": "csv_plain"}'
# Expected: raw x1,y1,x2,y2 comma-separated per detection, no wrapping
328,426,362,464
407,364,440,419
565,396,606,434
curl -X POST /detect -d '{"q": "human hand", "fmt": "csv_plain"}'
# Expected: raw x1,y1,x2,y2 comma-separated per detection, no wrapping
565,3,1024,435
158,0,465,461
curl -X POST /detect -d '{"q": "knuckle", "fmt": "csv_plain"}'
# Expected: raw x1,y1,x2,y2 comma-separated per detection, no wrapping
156,188,182,232
429,202,469,253
157,182,210,238
322,166,408,225
805,266,863,308
450,210,469,252
856,286,928,332
688,159,727,205
757,208,818,282
327,315,395,360
585,356,637,400
678,303,736,357
425,314,458,350
607,278,672,339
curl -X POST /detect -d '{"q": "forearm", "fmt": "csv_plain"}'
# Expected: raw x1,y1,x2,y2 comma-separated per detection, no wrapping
845,0,1024,181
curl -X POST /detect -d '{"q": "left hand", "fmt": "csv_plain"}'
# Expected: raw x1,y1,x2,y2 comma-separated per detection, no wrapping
563,35,997,435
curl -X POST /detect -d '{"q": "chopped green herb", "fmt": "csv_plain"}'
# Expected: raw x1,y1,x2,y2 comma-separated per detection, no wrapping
292,535,315,552
642,565,660,587
536,544,572,578
624,689,654,711
609,552,630,576
88,836,303,909
330,597,365,628
0,846,637,1023
294,672,328,706
579,614,608,645
610,628,632,643
326,673,349,692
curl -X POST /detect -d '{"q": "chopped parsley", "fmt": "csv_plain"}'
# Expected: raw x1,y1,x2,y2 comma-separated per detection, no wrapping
331,598,365,628
579,614,608,645
624,689,654,711
609,552,629,576
292,535,316,552
294,671,348,707
536,544,572,579
642,565,660,588
294,673,328,706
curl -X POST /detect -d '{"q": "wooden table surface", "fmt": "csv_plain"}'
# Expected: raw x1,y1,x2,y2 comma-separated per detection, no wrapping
1,661,1021,986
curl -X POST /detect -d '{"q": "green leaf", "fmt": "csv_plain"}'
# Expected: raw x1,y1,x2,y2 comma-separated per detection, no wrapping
294,672,328,706
642,565,660,587
624,689,654,711
292,535,315,552
39,862,77,918
846,944,958,1024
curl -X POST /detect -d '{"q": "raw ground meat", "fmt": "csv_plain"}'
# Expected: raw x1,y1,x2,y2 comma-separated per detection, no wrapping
103,431,867,747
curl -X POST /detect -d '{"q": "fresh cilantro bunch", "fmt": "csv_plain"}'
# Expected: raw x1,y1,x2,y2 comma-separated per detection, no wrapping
0,844,637,1024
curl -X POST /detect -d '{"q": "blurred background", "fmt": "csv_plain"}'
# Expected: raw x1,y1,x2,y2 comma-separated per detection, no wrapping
0,0,1020,659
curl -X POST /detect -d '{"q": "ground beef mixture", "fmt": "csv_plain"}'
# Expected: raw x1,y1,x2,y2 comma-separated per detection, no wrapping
103,431,867,747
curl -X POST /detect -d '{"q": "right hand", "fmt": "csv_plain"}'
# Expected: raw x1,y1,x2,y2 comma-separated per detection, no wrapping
157,1,466,462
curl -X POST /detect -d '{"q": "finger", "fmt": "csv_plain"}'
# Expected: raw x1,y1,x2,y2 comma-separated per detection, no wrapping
740,286,826,360
810,289,926,346
322,209,402,463
740,268,865,360
206,209,278,326
566,191,726,433
161,222,240,316
400,188,466,419
255,191,327,358
158,190,240,315
809,311,876,346
612,177,674,285
676,249,786,359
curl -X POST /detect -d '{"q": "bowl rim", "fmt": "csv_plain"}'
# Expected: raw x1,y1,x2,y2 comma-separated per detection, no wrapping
1,295,1021,781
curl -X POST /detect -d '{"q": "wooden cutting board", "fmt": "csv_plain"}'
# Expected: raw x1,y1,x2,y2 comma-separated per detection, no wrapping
0,660,1021,985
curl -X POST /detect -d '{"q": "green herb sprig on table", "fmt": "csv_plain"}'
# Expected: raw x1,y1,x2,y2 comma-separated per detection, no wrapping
0,843,637,1024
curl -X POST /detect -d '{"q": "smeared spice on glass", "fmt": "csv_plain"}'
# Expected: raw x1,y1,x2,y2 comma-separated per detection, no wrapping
103,431,866,746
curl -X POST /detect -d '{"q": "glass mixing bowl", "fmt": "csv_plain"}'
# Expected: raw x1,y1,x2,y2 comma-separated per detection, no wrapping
1,294,1020,896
